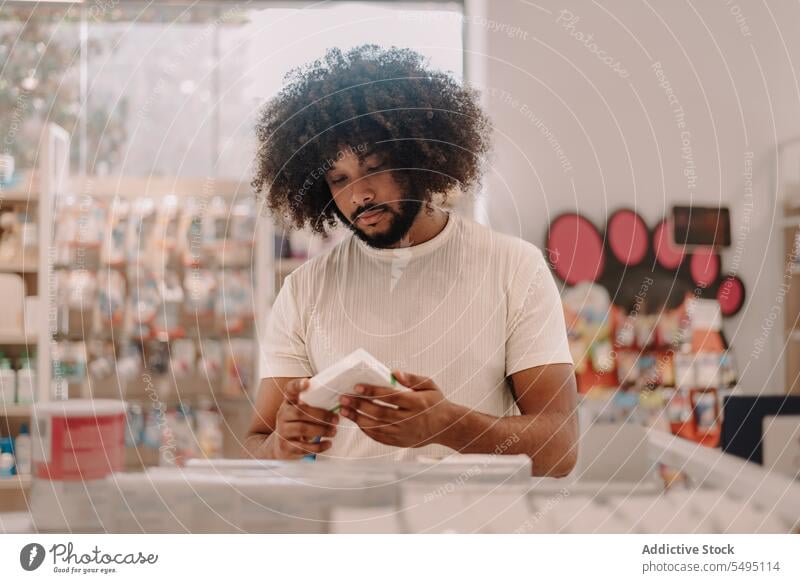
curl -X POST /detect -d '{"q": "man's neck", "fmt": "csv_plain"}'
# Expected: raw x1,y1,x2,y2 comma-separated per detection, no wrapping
388,206,449,249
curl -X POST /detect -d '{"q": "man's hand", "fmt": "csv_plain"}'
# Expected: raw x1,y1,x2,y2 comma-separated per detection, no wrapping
338,371,460,448
270,378,339,459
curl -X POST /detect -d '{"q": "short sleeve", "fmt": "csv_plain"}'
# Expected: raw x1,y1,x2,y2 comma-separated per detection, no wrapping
505,244,574,375
259,274,314,379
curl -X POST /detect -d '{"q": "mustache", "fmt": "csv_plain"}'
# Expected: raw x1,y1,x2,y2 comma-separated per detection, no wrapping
352,203,390,222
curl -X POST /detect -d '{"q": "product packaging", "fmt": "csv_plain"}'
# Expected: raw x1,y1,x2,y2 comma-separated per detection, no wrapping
14,423,31,475
102,199,129,267
300,349,403,411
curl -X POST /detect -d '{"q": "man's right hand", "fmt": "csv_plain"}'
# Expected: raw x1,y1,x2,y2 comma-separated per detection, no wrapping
270,378,339,459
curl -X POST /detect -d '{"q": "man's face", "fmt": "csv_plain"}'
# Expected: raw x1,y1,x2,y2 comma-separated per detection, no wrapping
325,148,421,248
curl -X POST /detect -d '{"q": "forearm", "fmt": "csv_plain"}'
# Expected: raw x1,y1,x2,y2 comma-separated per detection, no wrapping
438,404,578,477
243,430,278,459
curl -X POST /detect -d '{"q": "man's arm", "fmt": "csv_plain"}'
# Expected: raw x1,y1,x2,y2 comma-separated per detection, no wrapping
245,377,338,459
339,363,579,477
439,363,579,477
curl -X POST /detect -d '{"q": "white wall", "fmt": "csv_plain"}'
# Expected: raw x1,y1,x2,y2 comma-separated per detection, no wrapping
469,0,800,394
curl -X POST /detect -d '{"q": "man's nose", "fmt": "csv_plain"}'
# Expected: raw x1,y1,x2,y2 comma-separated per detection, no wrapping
350,177,375,207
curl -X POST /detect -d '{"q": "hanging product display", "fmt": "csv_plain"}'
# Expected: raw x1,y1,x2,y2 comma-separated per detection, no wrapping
216,269,253,333
128,267,160,339
183,269,217,322
153,271,185,339
97,268,126,328
103,199,129,267
127,197,156,265
180,196,207,267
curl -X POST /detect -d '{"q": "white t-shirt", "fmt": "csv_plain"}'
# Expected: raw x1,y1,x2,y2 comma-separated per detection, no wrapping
261,212,573,461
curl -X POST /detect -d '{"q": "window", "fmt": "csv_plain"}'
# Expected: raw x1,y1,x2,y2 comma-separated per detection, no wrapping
0,1,465,179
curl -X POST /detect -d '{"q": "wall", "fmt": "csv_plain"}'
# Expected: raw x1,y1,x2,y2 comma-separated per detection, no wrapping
470,0,800,394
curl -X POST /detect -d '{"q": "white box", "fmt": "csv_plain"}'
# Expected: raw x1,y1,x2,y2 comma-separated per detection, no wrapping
300,349,406,411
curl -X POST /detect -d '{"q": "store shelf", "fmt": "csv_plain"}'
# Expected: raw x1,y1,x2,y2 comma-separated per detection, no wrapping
0,172,39,203
0,332,37,345
0,475,32,491
0,260,37,273
0,405,31,417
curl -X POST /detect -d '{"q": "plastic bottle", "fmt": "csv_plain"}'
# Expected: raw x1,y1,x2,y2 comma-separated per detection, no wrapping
0,452,14,478
0,357,16,408
14,423,31,475
196,403,223,459
15,357,35,404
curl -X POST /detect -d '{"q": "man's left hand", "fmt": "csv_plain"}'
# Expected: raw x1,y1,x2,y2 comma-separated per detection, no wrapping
338,371,462,448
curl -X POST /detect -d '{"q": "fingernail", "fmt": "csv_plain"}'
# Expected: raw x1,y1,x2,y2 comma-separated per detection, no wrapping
340,396,351,406
355,385,365,394
341,407,350,417
301,379,309,389
332,415,340,424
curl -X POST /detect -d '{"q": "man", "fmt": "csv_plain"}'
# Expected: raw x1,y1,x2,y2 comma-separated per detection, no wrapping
246,45,578,476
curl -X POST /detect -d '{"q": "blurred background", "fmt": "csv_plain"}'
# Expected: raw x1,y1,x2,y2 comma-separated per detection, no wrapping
0,0,799,534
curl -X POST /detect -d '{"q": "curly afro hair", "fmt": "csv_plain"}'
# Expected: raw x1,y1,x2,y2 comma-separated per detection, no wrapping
252,45,492,235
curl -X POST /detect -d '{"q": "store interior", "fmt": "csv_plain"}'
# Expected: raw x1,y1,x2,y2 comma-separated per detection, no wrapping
0,0,799,534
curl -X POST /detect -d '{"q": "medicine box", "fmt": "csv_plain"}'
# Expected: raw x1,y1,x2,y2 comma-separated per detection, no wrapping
300,348,405,411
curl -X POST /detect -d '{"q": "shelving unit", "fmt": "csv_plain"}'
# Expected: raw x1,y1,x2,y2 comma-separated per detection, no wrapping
1,124,278,489
0,474,31,491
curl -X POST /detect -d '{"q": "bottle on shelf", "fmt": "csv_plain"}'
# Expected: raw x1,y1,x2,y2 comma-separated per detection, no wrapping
16,356,35,404
0,451,14,478
0,356,16,408
14,423,31,475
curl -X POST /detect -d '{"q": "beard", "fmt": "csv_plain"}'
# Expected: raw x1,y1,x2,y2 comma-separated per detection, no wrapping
334,197,423,248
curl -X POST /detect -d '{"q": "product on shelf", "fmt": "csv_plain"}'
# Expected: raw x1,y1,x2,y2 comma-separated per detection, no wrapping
128,266,159,339
14,423,31,475
162,405,196,466
198,339,223,380
183,269,216,322
0,451,13,477
153,194,180,259
224,198,256,266
15,356,35,404
0,356,16,407
216,268,253,333
125,403,144,448
0,273,25,334
179,196,206,267
96,268,126,328
195,403,223,459
153,271,184,339
102,198,129,267
142,406,162,449
0,209,36,261
170,339,196,378
52,341,87,386
222,338,255,397
53,195,105,268
126,197,156,265
87,340,116,380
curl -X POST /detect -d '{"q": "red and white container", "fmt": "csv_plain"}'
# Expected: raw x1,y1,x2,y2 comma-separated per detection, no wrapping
30,399,126,532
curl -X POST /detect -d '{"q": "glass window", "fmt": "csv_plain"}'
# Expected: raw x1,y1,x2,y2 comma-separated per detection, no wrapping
1,1,464,179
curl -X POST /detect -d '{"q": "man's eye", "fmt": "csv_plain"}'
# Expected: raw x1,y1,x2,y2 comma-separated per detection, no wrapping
330,176,347,185
367,162,384,172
